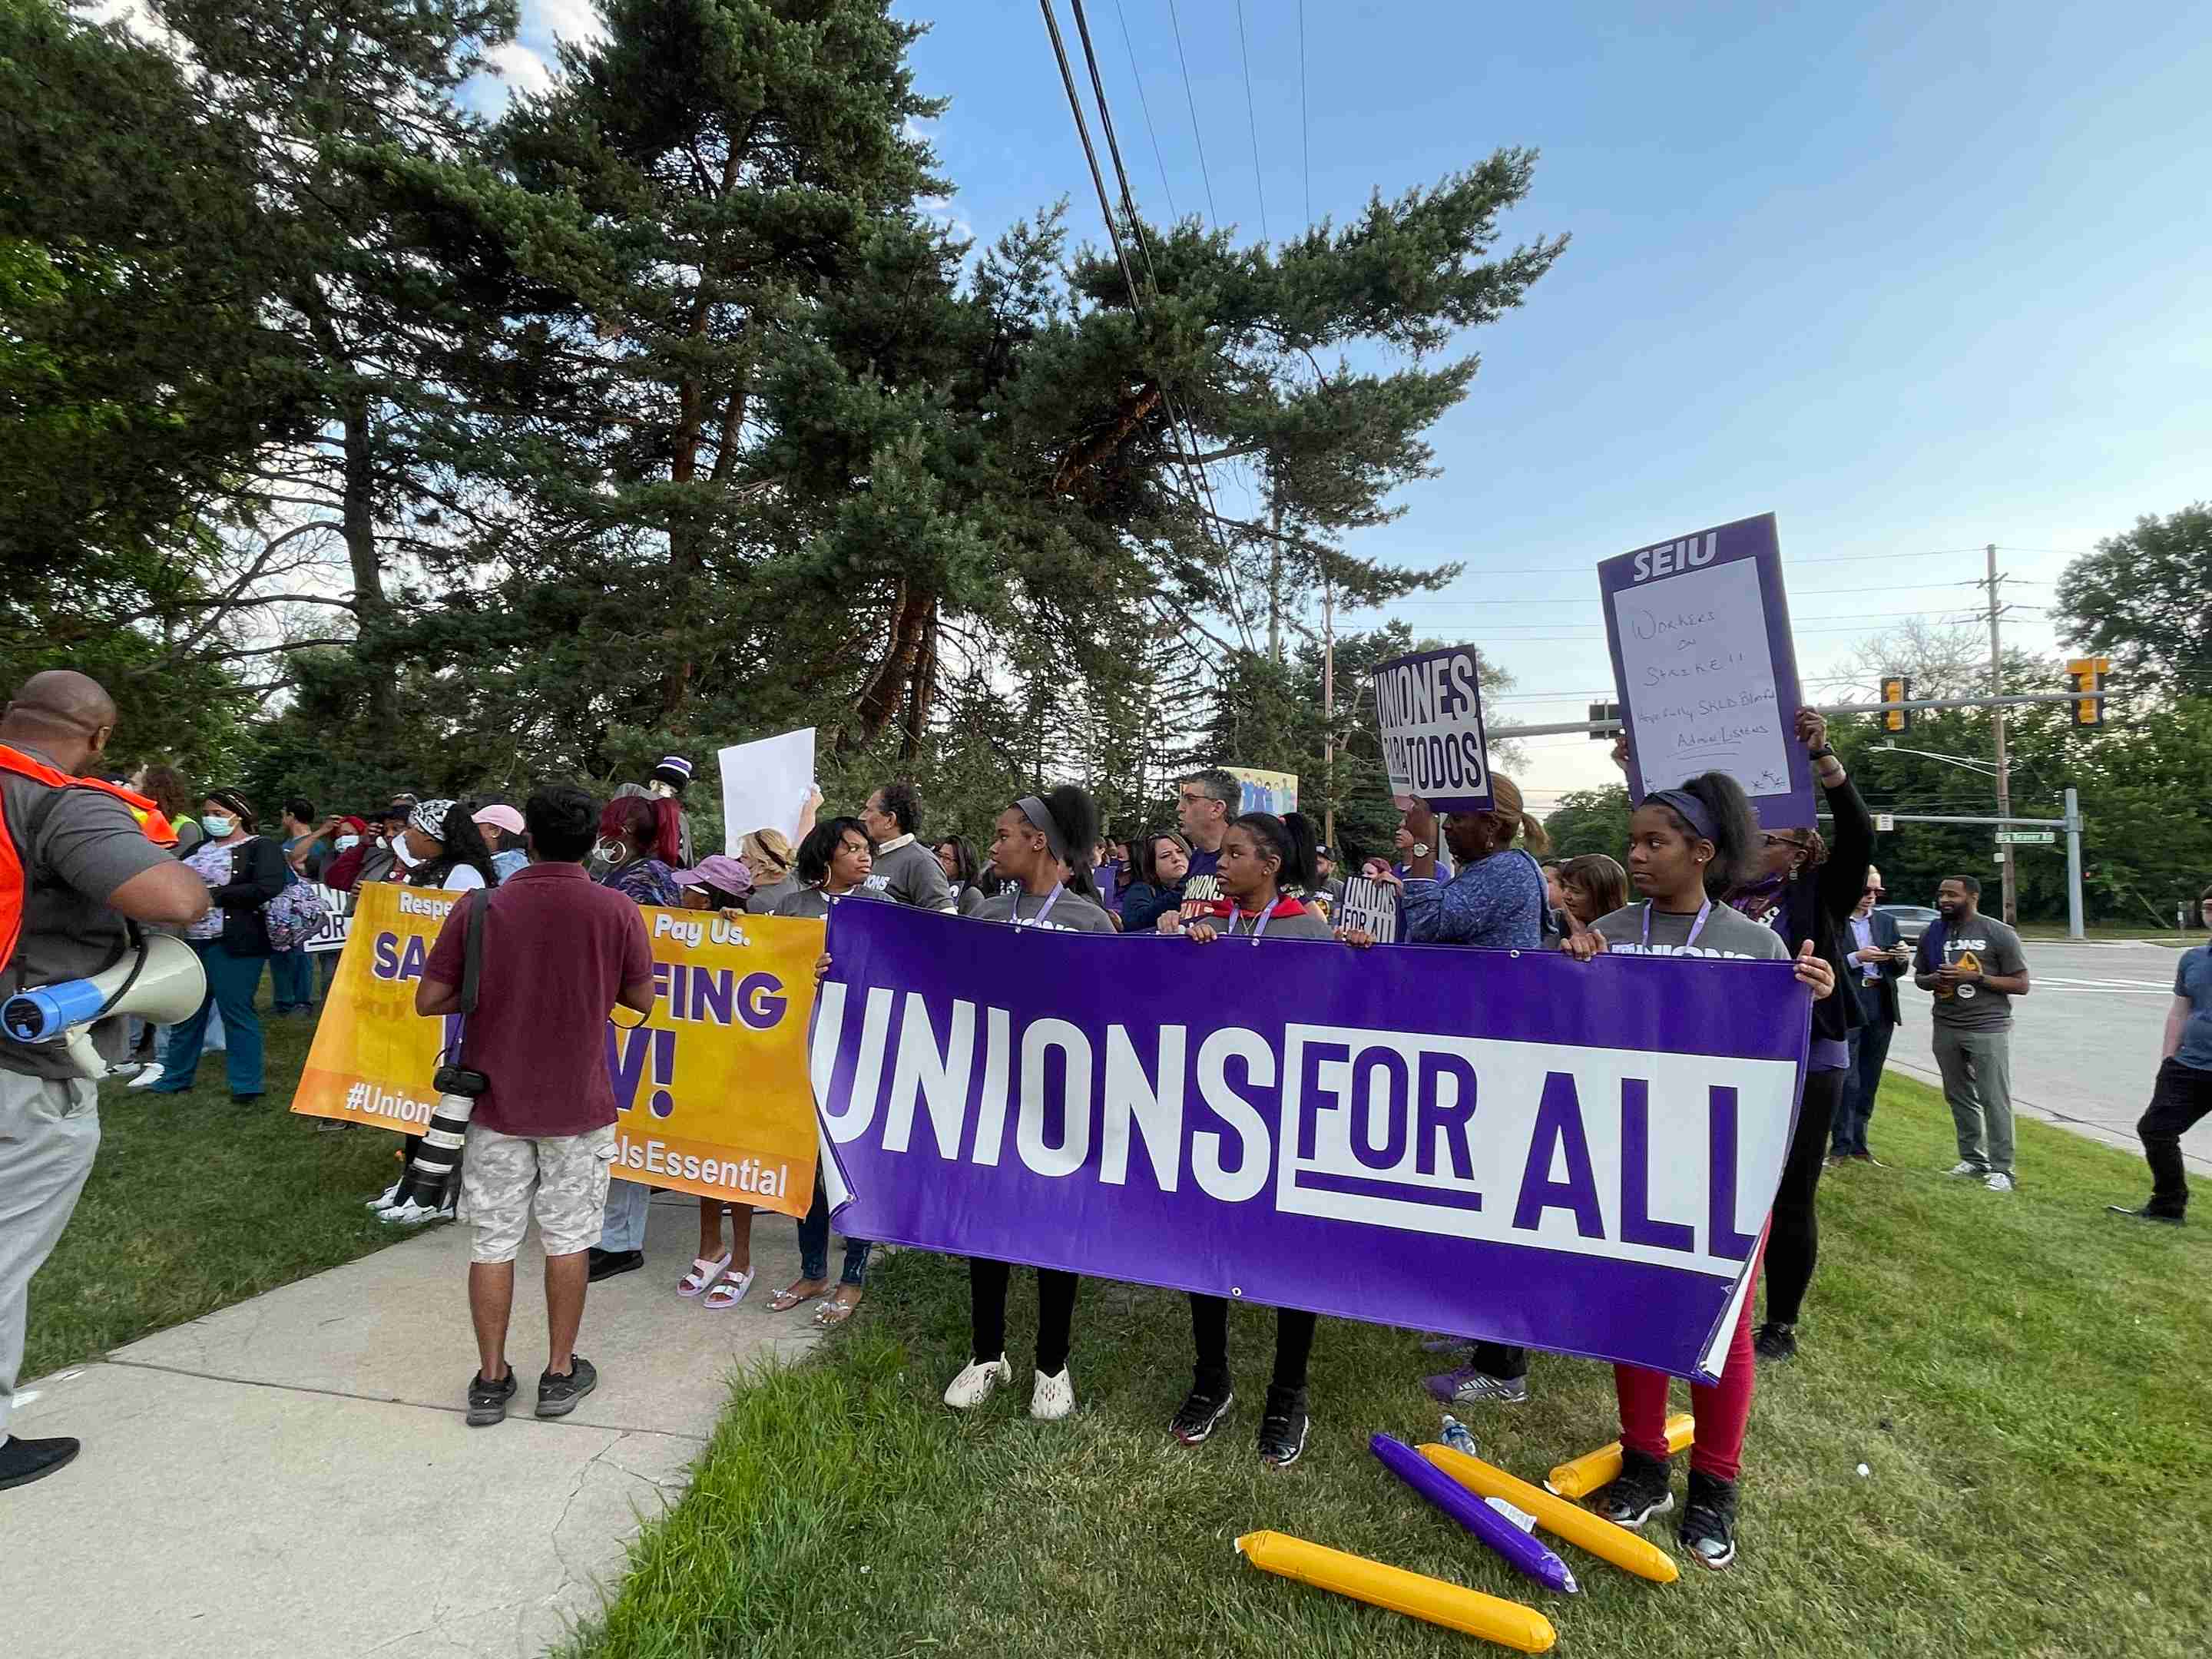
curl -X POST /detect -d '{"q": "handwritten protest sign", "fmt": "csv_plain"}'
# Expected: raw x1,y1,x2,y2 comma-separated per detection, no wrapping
816,900,1808,1382
1371,644,1492,810
1599,513,1813,828
290,884,822,1215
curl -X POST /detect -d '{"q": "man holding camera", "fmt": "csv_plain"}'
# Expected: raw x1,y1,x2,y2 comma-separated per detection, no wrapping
2,671,211,1491
415,784,654,1425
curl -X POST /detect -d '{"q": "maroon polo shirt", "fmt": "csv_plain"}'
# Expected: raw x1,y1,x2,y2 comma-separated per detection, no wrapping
422,861,653,1138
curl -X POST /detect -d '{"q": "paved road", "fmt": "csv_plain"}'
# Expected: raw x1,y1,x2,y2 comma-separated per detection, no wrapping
1886,938,2210,1177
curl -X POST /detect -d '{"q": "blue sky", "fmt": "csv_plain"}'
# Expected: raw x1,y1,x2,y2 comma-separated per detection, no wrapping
488,1,2210,804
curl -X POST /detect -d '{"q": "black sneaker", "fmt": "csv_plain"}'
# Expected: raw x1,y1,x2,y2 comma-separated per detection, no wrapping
1257,1386,1310,1467
1753,1322,1798,1363
2106,1204,2184,1227
1594,1446,1674,1528
0,1434,81,1490
1679,1469,1740,1569
465,1366,517,1427
587,1248,644,1282
1170,1387,1235,1445
536,1354,599,1419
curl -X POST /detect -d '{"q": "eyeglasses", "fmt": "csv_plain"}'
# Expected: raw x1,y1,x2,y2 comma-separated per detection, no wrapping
1761,833,1801,849
1175,790,1211,806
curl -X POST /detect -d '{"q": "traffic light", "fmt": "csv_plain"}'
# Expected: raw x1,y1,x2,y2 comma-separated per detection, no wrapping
2065,657,2110,727
1588,700,1621,740
1878,674,1911,734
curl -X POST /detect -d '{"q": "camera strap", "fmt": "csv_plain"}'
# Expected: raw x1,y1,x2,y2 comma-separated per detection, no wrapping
459,888,486,1017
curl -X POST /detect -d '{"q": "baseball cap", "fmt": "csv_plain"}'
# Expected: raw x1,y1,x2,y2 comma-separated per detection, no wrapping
472,804,525,836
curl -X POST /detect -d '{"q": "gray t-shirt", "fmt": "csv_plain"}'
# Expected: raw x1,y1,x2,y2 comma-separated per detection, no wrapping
2,751,177,1078
1591,900,1793,962
863,835,955,913
975,888,1118,933
746,873,801,915
1216,902,1337,942
773,886,879,922
2174,945,2212,1073
1924,913,2027,1029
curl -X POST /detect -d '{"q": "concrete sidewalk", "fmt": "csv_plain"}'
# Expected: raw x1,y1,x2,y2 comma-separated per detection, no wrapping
2,1190,825,1658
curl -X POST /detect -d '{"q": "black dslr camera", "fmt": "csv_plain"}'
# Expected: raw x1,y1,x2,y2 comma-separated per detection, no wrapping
432,1059,490,1097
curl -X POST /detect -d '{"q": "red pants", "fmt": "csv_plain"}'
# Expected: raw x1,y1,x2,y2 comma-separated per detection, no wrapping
1614,1283,1757,1484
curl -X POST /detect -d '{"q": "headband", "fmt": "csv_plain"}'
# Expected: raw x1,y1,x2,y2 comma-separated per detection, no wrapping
1645,787,1717,846
1015,796,1069,864
410,798,457,840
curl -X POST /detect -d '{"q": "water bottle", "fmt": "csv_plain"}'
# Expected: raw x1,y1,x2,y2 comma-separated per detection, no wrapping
1441,1413,1479,1458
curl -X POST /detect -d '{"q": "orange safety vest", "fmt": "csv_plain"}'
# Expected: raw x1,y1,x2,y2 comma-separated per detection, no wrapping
0,742,178,977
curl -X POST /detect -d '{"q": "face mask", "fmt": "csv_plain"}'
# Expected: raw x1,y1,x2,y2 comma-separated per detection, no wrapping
200,814,235,839
592,839,624,865
335,835,360,851
391,833,419,868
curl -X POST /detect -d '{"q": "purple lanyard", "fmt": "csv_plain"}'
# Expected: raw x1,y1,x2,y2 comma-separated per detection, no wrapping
1027,883,1065,927
1229,900,1277,944
1641,898,1713,949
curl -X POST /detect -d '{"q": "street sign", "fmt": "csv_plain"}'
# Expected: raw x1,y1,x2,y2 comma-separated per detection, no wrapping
1873,813,1894,832
1994,830,2055,845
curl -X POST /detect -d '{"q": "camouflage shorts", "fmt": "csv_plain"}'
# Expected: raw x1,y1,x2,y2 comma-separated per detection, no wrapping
462,1121,615,1264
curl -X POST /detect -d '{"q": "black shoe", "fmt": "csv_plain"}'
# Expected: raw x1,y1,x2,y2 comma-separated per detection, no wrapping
587,1248,644,1282
1679,1469,1740,1569
1851,1151,1884,1167
1594,1446,1674,1528
1170,1386,1235,1445
0,1434,81,1490
1257,1386,1309,1467
465,1366,517,1427
2107,1204,2184,1227
536,1354,599,1418
230,1093,263,1104
1752,1322,1798,1363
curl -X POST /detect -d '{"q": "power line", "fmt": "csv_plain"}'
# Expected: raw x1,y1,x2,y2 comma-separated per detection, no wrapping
1379,579,2012,606
1164,0,1218,228
1109,0,1176,220
1233,0,1269,243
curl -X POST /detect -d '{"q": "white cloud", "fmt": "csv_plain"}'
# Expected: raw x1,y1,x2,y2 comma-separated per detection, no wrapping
526,0,608,45
483,39,555,99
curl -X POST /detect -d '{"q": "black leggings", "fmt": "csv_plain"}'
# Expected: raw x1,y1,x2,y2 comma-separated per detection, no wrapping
969,1259,1078,1376
1764,1067,1843,1326
1190,1294,1316,1399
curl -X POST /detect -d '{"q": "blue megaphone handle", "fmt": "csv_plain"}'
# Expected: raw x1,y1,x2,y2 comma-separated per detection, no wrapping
1,977,112,1044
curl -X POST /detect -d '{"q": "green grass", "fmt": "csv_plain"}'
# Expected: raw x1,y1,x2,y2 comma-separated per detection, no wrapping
23,988,413,1378
567,1077,2212,1659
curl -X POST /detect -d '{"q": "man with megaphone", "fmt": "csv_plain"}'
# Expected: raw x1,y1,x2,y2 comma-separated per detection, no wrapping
0,671,213,1492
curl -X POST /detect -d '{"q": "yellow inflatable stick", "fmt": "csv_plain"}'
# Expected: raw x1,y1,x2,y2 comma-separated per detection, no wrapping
1545,1412,1694,1498
1419,1443,1679,1584
1235,1530,1556,1653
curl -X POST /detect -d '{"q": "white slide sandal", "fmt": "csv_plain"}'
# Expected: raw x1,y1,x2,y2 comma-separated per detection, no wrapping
678,1252,732,1299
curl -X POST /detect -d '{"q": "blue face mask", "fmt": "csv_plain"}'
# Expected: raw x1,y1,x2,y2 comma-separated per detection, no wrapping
200,813,235,839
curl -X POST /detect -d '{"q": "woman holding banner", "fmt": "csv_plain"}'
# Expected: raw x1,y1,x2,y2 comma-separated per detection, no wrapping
943,787,1115,1422
1171,811,1338,1466
1561,768,1836,1569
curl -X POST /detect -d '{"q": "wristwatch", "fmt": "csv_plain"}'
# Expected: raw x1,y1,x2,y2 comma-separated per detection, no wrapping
1809,744,1836,760
1411,842,1432,858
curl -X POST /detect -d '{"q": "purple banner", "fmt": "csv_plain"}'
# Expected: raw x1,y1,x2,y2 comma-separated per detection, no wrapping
815,902,1810,1382
1598,512,1817,829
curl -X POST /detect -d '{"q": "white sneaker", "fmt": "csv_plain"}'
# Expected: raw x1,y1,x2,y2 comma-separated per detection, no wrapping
1031,1367,1076,1421
376,1199,444,1226
1985,1173,2015,1194
1944,1161,1982,1177
126,1065,164,1090
943,1355,1013,1409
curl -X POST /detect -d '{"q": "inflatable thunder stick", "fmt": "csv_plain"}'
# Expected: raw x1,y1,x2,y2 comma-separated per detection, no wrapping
1234,1532,1556,1654
1371,1435,1578,1595
1419,1442,1679,1584
1545,1412,1694,1498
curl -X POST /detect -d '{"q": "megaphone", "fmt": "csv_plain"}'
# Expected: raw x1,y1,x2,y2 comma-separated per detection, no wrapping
2,932,207,1081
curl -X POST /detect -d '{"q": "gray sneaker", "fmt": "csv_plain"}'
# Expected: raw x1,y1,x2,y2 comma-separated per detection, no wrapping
536,1354,598,1419
1984,1172,2015,1194
1423,1366,1530,1406
1943,1161,1982,1177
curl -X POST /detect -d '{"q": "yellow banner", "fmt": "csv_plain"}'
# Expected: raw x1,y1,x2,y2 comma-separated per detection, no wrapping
290,883,823,1217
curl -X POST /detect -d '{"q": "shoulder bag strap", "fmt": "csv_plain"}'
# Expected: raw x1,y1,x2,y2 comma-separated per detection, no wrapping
459,887,487,1016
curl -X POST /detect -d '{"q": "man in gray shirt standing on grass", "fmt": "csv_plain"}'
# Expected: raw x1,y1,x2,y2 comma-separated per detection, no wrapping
1917,874,2032,1193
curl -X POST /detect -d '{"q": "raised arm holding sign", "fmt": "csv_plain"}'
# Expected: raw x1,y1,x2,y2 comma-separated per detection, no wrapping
1370,644,1492,811
1598,513,1814,828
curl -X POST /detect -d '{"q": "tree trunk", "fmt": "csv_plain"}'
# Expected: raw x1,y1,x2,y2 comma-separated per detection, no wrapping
341,400,394,724
844,584,934,753
899,597,940,760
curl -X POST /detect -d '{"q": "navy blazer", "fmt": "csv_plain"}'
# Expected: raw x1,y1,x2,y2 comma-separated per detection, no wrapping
1846,908,1907,1026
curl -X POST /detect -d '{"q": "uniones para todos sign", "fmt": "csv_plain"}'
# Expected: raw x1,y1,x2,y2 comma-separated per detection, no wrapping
1371,644,1492,810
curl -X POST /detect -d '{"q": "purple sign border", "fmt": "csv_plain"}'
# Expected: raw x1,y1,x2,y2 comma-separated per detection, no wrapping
1598,512,1817,830
1369,642,1495,813
815,903,1810,1383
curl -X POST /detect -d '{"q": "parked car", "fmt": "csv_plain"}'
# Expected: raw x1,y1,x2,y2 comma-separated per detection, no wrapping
1876,902,1939,946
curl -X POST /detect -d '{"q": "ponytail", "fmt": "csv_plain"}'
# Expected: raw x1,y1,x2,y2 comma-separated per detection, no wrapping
1234,811,1316,895
1491,774,1549,856
1038,785,1102,900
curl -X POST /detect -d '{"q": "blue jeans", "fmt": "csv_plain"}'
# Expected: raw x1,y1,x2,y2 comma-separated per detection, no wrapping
797,1173,869,1286
156,942,267,1097
270,945,314,1012
598,1177,651,1252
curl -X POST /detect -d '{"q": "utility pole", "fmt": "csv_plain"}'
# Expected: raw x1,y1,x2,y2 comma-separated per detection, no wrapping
1985,542,2017,926
1321,573,1336,847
